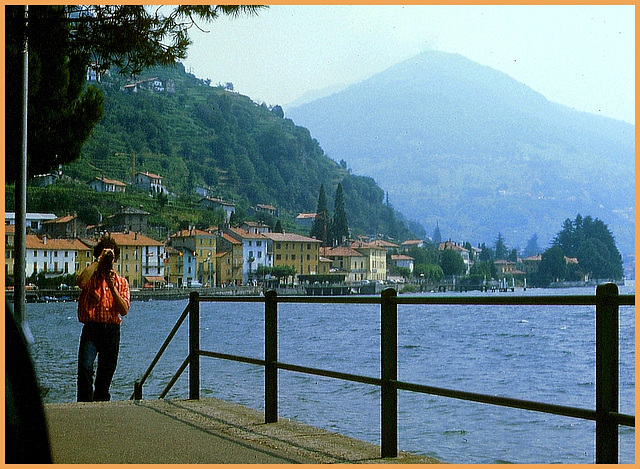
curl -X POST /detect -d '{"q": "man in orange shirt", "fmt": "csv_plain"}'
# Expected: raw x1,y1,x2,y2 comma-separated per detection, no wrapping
76,236,130,402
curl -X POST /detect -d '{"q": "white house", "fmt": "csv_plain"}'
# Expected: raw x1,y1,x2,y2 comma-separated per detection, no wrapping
25,235,77,277
227,227,271,284
199,197,235,222
391,254,414,273
89,176,126,193
135,171,167,194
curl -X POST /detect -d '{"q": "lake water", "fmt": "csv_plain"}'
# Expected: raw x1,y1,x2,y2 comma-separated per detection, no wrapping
25,285,635,464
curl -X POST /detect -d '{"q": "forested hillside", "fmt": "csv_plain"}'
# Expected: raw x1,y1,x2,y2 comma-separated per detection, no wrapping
55,63,417,239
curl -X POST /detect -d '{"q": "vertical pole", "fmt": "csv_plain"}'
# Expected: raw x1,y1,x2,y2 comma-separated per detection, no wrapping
14,5,28,326
189,291,200,400
381,288,398,458
595,283,619,463
265,290,278,423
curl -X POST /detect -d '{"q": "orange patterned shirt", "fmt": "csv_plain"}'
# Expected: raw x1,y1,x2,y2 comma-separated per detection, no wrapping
77,272,130,325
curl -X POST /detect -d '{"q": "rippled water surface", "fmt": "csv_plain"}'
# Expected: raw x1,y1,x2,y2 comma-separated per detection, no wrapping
26,286,634,463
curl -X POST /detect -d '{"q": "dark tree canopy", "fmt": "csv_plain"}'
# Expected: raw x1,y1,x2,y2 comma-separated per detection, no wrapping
552,214,623,280
330,183,349,245
438,249,466,276
493,232,509,260
310,184,330,246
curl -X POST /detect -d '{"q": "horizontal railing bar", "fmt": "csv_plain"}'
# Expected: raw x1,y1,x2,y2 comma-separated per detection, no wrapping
198,349,266,367
396,295,636,306
611,412,636,427
158,355,190,399
395,380,599,422
199,296,266,303
197,294,634,307
275,361,383,387
274,296,383,305
197,347,636,428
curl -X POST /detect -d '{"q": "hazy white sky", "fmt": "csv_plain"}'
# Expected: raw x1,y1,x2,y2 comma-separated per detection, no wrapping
181,5,635,124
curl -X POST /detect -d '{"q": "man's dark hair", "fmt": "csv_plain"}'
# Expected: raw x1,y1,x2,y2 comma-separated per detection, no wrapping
93,236,120,261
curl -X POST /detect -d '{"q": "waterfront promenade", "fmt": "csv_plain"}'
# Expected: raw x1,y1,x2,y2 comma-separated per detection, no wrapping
44,397,441,464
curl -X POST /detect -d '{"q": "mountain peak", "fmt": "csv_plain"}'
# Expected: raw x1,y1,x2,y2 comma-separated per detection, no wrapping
287,51,634,256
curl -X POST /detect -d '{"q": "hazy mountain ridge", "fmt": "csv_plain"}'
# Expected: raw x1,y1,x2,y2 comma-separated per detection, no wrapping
286,50,635,256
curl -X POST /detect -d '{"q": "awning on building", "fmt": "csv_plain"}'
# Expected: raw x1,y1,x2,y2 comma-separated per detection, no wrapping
144,276,166,284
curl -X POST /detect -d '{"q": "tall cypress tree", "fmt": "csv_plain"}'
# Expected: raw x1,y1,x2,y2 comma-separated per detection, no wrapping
310,184,330,246
331,183,349,245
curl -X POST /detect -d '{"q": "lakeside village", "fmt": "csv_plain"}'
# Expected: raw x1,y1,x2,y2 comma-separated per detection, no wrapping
6,190,609,302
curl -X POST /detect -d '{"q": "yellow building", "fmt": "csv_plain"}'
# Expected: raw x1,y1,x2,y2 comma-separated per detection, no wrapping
349,241,387,282
263,232,321,277
70,238,94,276
170,228,217,286
320,245,368,283
108,232,165,289
215,232,243,286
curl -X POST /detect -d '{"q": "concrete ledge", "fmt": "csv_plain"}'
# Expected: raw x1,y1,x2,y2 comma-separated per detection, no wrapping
45,397,442,464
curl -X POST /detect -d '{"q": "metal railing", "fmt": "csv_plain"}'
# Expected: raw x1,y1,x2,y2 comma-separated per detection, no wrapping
131,283,635,463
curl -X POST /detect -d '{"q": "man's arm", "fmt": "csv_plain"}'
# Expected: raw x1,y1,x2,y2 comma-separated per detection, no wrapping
77,261,99,289
106,272,130,316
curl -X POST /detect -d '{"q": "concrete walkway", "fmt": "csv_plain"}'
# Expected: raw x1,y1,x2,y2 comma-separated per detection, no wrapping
44,397,442,464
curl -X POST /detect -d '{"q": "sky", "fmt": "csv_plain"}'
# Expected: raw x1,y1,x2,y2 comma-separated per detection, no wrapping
180,4,635,125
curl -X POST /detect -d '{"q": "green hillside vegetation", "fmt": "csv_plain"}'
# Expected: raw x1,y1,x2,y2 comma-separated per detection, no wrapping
9,63,416,240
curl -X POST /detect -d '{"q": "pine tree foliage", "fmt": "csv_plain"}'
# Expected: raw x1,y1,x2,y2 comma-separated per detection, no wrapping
310,184,329,246
330,183,349,245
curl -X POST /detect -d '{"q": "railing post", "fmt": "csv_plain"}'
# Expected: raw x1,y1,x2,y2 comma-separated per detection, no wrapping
381,288,398,458
265,290,278,423
133,380,142,401
189,291,200,400
595,283,619,464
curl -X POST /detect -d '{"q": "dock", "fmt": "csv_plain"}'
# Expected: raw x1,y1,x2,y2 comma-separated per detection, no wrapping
44,397,441,464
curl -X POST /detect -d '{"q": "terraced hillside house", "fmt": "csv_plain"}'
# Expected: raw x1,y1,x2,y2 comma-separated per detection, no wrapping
89,176,126,193
135,171,167,195
263,232,322,278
